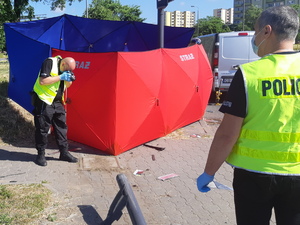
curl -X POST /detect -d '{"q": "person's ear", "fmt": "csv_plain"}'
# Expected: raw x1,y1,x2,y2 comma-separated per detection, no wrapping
264,25,272,37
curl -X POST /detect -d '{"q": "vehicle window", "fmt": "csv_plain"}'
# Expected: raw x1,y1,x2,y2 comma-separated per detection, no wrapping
222,36,250,60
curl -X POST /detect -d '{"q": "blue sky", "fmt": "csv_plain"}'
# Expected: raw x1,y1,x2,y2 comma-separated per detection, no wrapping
31,0,233,24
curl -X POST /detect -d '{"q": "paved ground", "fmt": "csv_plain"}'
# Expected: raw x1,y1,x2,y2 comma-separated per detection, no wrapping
0,104,275,225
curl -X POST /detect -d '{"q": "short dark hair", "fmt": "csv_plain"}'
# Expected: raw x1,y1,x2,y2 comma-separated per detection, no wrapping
257,6,299,41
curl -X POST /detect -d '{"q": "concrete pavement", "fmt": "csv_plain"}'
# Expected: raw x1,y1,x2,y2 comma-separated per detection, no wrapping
0,104,275,225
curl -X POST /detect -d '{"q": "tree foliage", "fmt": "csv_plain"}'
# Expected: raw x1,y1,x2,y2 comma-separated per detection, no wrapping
0,0,145,51
290,4,300,43
0,0,33,51
31,0,82,11
244,4,263,30
235,4,300,43
197,16,230,36
0,0,80,51
227,4,262,32
290,4,300,12
1,0,35,22
85,0,145,22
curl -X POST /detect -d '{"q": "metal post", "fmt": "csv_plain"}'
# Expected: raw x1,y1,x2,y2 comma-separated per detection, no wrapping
116,174,147,225
158,8,165,48
242,0,245,30
86,0,89,18
191,5,199,37
157,0,174,48
196,8,199,36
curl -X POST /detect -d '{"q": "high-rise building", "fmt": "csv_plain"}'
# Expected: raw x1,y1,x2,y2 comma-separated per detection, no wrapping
233,0,300,24
164,11,196,28
213,8,234,24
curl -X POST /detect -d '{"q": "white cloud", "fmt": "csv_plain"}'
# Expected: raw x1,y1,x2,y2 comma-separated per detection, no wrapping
53,7,64,14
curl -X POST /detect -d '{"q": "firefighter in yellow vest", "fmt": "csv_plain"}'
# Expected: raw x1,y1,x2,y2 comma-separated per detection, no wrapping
197,6,300,225
32,56,78,166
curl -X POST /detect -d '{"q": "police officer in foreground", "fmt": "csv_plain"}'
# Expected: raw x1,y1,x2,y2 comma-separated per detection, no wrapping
197,6,300,225
32,56,78,166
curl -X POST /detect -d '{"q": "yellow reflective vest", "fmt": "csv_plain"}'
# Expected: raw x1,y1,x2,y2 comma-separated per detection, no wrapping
226,52,300,175
33,56,65,105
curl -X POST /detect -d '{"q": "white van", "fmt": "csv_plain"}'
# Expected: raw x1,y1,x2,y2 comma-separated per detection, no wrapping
199,31,260,92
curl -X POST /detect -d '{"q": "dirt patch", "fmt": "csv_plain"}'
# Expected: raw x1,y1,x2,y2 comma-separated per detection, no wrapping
163,128,189,140
79,155,125,172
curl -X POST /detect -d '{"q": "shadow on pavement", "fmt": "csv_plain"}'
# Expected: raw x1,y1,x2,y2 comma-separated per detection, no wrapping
78,205,103,225
0,148,56,162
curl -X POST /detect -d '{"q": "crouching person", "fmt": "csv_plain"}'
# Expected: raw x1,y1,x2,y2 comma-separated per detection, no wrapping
32,56,78,166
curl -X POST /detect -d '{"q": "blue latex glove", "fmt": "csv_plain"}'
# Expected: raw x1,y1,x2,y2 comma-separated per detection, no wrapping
197,172,214,193
59,71,72,81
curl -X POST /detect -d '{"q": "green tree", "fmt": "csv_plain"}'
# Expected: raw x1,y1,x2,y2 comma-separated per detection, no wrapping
228,23,238,32
229,4,262,32
244,4,262,30
1,0,35,22
290,4,300,12
0,0,38,51
0,0,145,51
0,0,81,24
24,5,34,20
0,0,84,51
0,0,16,51
236,23,251,31
290,4,300,43
31,0,82,11
198,16,230,36
85,0,145,22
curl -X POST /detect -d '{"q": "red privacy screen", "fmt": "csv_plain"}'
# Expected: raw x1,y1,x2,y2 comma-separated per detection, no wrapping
53,45,212,155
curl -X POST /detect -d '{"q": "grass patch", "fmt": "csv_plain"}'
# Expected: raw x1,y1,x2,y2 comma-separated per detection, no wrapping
0,60,8,97
0,62,56,224
0,52,7,59
164,128,189,139
0,53,7,58
0,184,52,225
0,61,35,146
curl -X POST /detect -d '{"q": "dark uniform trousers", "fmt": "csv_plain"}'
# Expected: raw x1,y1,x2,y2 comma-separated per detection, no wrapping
233,168,300,225
33,97,68,153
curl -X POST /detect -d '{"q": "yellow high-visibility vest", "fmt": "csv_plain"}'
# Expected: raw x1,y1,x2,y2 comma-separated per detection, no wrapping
226,53,300,175
33,56,65,105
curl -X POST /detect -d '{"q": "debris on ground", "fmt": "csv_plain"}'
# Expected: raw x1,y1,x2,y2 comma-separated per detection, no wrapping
157,173,179,181
203,118,222,125
190,134,211,138
133,170,144,176
143,144,165,151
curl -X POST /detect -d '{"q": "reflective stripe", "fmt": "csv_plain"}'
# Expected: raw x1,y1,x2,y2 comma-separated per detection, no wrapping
231,145,300,162
240,129,300,143
34,82,58,98
34,56,64,105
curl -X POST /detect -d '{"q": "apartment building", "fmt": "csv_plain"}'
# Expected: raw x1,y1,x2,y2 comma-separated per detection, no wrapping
233,0,300,24
164,11,196,28
213,8,234,24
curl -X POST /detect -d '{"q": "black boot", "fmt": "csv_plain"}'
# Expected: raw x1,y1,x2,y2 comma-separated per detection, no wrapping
35,150,47,166
59,151,78,163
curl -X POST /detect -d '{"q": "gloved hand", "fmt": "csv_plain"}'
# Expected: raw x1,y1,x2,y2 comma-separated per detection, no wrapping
197,172,214,193
59,71,72,81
